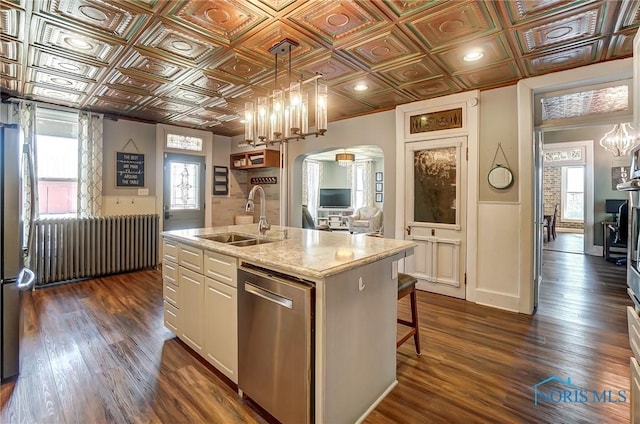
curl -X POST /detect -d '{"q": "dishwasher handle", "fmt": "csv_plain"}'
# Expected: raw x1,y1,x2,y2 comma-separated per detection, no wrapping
244,282,293,309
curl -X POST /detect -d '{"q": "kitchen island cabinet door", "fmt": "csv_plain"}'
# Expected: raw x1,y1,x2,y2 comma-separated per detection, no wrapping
204,277,238,383
178,266,204,353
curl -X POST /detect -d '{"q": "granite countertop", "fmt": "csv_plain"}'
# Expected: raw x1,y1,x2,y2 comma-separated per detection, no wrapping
162,224,416,279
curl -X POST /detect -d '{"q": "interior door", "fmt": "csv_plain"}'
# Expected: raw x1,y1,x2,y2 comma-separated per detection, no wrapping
163,153,205,231
404,137,467,299
533,130,544,311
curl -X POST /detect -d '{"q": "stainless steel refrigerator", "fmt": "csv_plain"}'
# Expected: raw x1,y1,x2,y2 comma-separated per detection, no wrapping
1,123,34,382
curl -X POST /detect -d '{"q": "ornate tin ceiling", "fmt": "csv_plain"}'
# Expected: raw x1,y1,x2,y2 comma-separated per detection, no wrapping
1,0,638,136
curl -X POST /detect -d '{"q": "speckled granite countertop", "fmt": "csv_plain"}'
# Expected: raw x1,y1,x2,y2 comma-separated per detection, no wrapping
162,224,416,279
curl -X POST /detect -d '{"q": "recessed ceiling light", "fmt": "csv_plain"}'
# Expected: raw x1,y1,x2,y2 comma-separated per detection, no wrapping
463,50,484,62
353,83,368,92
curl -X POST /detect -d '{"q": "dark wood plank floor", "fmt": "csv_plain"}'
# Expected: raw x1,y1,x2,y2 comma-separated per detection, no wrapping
0,251,631,424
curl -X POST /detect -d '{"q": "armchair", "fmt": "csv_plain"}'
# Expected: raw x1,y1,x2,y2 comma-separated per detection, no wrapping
348,206,383,234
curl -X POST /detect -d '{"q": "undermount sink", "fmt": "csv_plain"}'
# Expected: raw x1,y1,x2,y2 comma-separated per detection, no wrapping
197,232,254,243
197,232,275,247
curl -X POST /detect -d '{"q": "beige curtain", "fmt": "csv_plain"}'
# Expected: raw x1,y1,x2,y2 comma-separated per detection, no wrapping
77,112,103,217
10,101,38,254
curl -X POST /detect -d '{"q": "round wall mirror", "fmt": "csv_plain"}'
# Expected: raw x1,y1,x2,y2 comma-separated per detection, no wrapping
488,165,514,189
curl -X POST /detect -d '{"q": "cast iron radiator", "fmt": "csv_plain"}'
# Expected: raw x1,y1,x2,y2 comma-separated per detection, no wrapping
30,214,159,286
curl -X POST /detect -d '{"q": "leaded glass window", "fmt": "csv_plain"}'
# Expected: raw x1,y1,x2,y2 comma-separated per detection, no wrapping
166,133,203,151
170,162,200,210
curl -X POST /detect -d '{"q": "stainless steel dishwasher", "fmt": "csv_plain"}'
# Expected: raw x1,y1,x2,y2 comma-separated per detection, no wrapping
238,264,314,424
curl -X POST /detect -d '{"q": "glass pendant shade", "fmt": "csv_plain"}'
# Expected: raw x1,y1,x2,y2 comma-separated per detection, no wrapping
244,102,254,143
317,83,328,133
271,89,283,139
290,81,301,134
301,92,309,134
257,97,268,140
599,123,638,156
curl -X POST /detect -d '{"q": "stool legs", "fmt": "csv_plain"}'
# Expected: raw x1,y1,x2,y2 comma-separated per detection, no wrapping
397,283,421,356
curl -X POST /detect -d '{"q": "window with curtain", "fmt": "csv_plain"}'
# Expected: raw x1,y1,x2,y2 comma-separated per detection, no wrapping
561,166,584,221
36,108,79,217
303,160,320,220
352,161,373,208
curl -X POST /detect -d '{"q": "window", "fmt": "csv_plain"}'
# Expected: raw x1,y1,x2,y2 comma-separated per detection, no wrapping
352,162,366,209
303,160,320,220
562,166,584,221
36,109,79,216
166,133,203,151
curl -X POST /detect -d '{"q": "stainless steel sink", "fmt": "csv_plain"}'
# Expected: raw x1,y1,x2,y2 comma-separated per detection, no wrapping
197,233,255,243
196,232,275,247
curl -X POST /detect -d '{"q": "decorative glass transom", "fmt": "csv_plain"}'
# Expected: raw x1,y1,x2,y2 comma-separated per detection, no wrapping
540,85,629,121
166,133,203,151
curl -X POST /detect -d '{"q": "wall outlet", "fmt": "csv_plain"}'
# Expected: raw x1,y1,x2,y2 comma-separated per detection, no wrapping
358,277,365,291
137,188,149,196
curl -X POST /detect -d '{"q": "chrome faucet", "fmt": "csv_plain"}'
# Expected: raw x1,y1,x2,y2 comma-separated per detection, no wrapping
246,185,271,235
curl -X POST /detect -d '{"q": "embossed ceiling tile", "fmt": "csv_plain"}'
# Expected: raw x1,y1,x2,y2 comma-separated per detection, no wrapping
327,92,374,121
146,98,193,114
288,0,387,46
165,87,212,105
332,75,389,97
0,39,22,61
523,40,602,75
0,61,19,79
30,69,91,92
107,69,163,94
216,54,270,83
41,0,146,40
375,0,444,18
455,61,522,89
0,78,18,93
343,29,423,71
498,0,581,25
254,0,299,13
169,0,269,43
95,86,147,103
607,29,636,59
435,33,513,74
296,53,364,85
173,115,210,127
406,0,500,51
185,70,235,95
139,21,220,63
119,49,186,80
190,108,225,121
34,17,123,62
514,5,606,54
239,21,320,61
30,48,102,79
355,89,413,108
378,56,442,86
26,83,83,105
403,77,461,98
87,97,134,112
1,5,24,38
127,107,174,121
615,0,640,32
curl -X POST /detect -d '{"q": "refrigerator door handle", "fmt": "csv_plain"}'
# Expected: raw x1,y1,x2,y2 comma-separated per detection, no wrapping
17,268,34,289
24,143,37,256
244,282,293,309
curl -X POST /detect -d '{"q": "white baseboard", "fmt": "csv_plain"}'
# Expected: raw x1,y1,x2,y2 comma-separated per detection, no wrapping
556,227,584,234
474,289,520,313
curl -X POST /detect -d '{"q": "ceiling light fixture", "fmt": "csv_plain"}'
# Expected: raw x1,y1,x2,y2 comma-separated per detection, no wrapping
336,153,355,166
353,83,368,91
243,39,327,147
463,50,483,62
599,122,638,156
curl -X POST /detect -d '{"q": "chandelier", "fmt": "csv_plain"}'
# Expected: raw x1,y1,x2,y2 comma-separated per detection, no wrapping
243,39,327,146
599,122,638,156
336,153,355,166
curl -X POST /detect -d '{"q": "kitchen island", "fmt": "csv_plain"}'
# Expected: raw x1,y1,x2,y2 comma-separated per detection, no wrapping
161,224,415,424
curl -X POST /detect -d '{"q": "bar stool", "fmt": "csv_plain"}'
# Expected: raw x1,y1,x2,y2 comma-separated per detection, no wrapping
397,273,421,355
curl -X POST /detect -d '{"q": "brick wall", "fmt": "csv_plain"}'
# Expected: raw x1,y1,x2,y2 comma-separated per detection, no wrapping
543,166,584,230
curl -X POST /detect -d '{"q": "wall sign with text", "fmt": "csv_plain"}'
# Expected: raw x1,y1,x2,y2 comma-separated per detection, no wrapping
116,152,145,187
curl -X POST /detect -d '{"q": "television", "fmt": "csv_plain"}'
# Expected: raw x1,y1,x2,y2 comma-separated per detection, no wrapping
319,188,351,208
606,199,627,214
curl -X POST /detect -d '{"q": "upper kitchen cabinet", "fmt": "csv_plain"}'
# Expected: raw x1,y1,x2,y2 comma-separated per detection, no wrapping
230,149,280,170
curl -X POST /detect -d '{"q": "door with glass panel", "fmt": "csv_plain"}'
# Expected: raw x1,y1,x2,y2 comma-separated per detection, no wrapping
163,153,205,231
404,137,467,299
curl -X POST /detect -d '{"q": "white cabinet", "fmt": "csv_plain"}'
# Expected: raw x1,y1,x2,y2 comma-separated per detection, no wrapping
204,277,238,382
162,238,238,382
632,357,640,424
178,266,204,353
316,208,353,230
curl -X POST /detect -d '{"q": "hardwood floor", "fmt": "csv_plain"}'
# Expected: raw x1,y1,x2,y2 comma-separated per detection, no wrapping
1,250,631,424
543,232,584,254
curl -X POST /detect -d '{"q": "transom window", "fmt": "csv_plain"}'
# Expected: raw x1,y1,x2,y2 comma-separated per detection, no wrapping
166,133,203,151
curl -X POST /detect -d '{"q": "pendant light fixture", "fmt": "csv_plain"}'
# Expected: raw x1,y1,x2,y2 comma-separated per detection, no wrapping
599,122,638,156
336,152,355,166
243,39,328,147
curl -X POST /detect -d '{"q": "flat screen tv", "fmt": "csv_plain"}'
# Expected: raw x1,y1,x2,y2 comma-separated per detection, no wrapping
319,188,351,208
606,199,627,214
